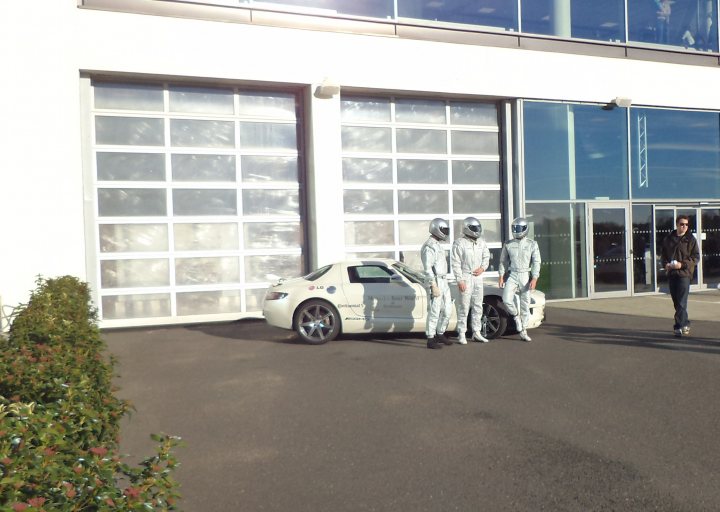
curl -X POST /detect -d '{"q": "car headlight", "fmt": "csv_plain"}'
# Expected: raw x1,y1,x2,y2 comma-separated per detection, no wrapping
265,291,288,300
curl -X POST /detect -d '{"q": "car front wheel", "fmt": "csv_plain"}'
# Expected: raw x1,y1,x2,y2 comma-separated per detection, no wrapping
293,299,341,345
482,296,507,339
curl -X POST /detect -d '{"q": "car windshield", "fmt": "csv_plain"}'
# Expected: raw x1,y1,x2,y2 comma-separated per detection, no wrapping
391,261,425,284
304,265,332,281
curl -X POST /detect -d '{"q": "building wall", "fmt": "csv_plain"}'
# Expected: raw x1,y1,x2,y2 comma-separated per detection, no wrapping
2,0,720,326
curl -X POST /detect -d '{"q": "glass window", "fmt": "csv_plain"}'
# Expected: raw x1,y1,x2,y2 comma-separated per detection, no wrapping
628,0,718,51
100,224,168,252
630,108,720,199
398,0,518,31
521,0,625,42
525,202,588,299
171,154,236,182
632,205,655,293
524,102,628,201
341,96,502,270
91,82,304,322
97,153,166,181
256,0,393,18
169,86,234,115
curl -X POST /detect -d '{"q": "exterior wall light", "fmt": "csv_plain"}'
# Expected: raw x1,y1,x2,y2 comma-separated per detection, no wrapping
315,78,341,99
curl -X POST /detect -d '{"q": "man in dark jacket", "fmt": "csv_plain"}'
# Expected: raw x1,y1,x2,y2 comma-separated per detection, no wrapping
661,215,700,337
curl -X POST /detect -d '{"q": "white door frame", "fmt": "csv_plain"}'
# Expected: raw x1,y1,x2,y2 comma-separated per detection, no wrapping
588,202,631,298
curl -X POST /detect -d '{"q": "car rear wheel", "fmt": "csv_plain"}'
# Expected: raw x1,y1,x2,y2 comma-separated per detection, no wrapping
482,296,507,339
293,299,341,345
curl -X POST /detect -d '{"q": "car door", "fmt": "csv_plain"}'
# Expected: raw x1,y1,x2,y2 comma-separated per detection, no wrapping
342,264,422,326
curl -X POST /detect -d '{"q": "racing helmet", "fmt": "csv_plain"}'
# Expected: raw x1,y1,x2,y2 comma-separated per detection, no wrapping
511,217,529,239
462,217,482,239
429,218,450,241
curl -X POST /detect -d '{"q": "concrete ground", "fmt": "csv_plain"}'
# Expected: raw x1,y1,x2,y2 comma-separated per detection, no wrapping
106,291,720,512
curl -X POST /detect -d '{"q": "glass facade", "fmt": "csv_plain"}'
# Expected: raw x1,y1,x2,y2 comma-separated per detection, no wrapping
524,102,628,201
222,0,720,52
630,108,720,200
92,82,303,321
341,96,501,271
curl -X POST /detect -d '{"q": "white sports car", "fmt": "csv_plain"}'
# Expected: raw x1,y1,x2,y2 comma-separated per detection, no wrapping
263,259,546,345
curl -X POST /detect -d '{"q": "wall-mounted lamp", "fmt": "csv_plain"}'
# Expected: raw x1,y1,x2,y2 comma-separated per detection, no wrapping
314,78,341,99
602,96,632,110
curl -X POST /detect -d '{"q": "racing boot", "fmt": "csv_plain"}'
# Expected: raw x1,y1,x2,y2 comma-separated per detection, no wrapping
513,316,523,332
436,332,453,346
519,330,532,342
457,335,468,345
427,336,442,349
472,331,489,343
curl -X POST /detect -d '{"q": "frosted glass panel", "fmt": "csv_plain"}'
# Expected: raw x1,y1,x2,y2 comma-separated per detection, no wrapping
241,156,297,182
97,153,165,181
98,189,167,217
242,189,299,215
99,224,168,252
343,189,393,214
399,220,431,245
102,293,171,319
398,190,448,214
239,122,296,150
94,83,163,111
177,290,242,315
452,161,500,184
396,128,447,154
342,126,392,153
346,251,395,260
451,219,501,244
245,289,267,312
342,158,392,183
171,154,236,182
96,117,164,146
173,189,237,216
451,131,499,155
395,99,446,124
101,259,169,288
399,251,422,270
174,223,239,251
238,92,296,119
245,254,302,282
244,222,301,249
397,159,447,184
175,257,240,285
170,119,234,148
344,221,394,245
341,97,391,122
169,87,234,115
450,102,497,126
452,190,501,213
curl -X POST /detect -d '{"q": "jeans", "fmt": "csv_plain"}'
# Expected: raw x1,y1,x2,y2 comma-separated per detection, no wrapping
668,275,690,330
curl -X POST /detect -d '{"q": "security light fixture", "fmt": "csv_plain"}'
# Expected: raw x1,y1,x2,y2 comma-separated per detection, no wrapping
315,78,341,99
602,96,632,110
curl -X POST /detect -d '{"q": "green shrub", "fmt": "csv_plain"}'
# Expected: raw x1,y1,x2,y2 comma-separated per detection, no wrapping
0,276,182,511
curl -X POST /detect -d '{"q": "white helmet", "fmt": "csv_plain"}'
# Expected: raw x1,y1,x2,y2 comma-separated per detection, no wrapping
462,217,482,239
511,217,529,239
429,218,450,241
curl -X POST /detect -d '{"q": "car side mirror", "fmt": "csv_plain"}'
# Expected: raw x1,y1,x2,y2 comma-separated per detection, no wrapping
390,274,403,282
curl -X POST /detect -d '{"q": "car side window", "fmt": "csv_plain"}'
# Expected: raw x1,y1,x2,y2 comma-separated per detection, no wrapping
348,265,394,284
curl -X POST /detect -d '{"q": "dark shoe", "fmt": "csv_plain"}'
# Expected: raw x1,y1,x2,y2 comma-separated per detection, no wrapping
427,337,442,349
674,328,682,337
682,326,690,336
436,333,453,345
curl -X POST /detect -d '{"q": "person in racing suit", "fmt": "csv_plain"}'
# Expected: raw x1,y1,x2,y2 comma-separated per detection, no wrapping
421,218,454,349
498,217,541,342
452,217,491,345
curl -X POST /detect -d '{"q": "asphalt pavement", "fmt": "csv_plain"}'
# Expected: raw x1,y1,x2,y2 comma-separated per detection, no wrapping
106,291,720,512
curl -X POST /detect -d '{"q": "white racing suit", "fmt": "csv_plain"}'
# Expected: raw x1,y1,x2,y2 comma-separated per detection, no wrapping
451,236,490,338
498,237,541,332
421,236,452,338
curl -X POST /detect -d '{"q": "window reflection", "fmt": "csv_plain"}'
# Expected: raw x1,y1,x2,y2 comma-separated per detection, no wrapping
398,0,518,31
630,108,720,199
257,0,393,18
628,0,718,51
521,0,625,42
524,102,628,201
